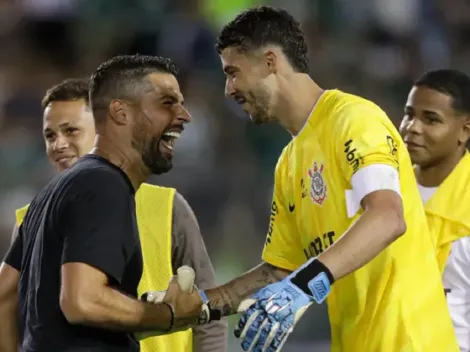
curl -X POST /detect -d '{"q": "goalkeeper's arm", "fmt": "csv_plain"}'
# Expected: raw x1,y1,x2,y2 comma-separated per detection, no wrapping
204,262,290,317
204,171,405,316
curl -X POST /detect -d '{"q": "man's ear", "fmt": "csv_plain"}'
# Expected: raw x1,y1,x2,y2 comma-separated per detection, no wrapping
264,49,279,74
459,114,470,145
109,100,129,125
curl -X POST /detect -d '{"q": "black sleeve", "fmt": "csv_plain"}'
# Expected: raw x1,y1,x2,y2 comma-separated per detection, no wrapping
59,170,135,284
3,225,23,271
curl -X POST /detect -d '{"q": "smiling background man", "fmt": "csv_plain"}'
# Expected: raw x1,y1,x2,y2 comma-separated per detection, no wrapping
400,69,470,351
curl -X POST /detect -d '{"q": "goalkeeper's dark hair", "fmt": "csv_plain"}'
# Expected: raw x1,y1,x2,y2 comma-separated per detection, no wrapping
42,78,90,109
216,6,309,74
89,54,178,124
415,69,470,115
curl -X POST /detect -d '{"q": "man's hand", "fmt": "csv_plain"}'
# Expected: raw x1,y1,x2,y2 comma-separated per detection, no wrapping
163,276,205,329
234,264,331,352
142,266,221,329
137,276,203,340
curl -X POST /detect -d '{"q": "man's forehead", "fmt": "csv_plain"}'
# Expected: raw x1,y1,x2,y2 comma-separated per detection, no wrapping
222,45,271,64
146,73,181,94
407,86,453,110
43,100,92,127
220,47,238,60
45,99,88,111
220,47,259,72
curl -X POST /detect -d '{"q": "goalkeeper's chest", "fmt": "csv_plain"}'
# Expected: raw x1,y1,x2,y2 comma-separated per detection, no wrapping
284,146,351,259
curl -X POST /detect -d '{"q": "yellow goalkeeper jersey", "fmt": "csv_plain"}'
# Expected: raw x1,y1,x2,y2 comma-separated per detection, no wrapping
15,183,193,352
421,152,470,273
262,90,458,352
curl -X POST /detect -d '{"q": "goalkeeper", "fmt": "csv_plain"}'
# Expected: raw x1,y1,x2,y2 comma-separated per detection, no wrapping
153,6,459,352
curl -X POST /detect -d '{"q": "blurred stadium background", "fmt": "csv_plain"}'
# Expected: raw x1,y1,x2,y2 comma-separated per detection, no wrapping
1,0,469,350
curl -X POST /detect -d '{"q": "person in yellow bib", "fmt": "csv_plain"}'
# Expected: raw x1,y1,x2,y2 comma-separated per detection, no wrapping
11,78,227,352
176,6,459,352
399,69,470,352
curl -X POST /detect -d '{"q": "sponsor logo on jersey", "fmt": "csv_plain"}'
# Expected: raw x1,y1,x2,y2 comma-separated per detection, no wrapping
344,139,363,174
308,162,327,206
303,231,336,259
386,135,398,158
265,200,279,245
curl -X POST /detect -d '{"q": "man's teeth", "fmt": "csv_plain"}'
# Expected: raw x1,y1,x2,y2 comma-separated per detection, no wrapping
163,131,180,138
163,131,181,151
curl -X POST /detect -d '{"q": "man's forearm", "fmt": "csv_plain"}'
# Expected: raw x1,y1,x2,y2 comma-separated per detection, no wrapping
0,263,20,352
205,262,290,317
317,207,405,281
0,300,19,352
64,285,174,332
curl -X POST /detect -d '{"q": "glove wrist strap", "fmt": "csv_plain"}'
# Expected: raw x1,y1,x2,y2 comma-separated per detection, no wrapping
290,259,334,304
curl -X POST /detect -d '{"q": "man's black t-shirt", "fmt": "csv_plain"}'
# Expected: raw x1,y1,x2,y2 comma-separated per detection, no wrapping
4,155,143,352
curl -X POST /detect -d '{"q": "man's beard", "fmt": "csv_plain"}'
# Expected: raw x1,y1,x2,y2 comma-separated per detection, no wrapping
250,105,270,125
248,90,271,125
132,127,173,175
142,137,172,175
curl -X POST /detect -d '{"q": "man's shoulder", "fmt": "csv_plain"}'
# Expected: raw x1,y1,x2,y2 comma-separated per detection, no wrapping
172,191,191,212
136,183,176,203
139,183,175,193
274,145,291,178
137,184,189,215
15,203,30,226
67,155,123,178
320,90,388,130
324,90,383,113
28,156,131,212
62,155,130,191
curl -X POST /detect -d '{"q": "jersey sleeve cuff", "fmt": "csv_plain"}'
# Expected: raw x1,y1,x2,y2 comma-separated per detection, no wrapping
262,253,301,272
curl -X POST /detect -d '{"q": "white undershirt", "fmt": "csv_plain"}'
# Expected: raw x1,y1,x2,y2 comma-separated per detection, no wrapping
418,184,470,352
417,184,437,203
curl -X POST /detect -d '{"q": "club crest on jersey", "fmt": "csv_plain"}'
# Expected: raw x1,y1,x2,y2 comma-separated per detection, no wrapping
308,162,327,205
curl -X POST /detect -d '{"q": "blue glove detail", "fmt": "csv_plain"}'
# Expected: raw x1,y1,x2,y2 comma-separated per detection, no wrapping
235,275,317,351
235,260,333,351
307,272,331,304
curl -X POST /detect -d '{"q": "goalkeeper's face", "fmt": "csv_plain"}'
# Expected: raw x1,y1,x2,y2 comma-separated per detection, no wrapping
220,47,277,125
399,86,469,168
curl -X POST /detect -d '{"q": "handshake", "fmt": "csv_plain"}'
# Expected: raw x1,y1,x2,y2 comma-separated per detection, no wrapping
137,266,221,340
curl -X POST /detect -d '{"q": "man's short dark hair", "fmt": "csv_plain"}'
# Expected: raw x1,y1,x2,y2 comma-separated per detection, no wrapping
216,6,309,74
415,69,470,114
89,54,178,123
42,78,89,109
